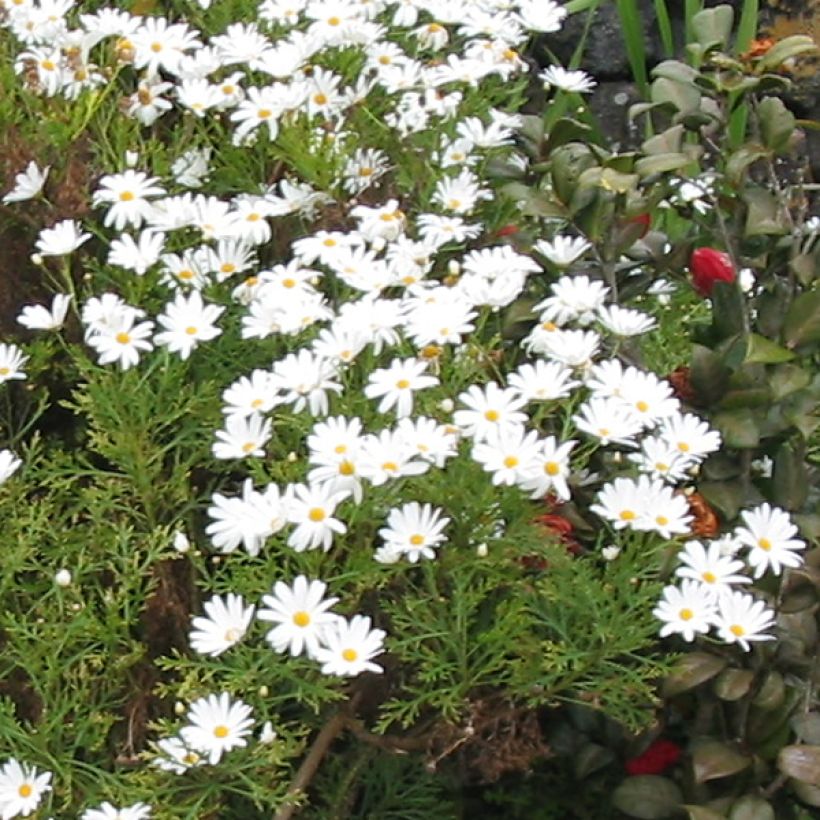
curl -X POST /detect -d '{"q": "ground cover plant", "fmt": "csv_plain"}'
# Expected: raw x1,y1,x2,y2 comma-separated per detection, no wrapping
0,0,817,817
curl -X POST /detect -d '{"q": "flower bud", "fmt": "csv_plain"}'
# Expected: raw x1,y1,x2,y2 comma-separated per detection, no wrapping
690,247,736,296
55,569,72,587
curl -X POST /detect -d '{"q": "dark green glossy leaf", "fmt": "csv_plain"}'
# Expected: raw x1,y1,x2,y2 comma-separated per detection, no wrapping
635,152,693,176
744,333,794,364
713,409,760,448
783,291,820,349
743,188,787,236
612,776,683,819
769,364,810,400
690,344,729,404
642,124,685,155
651,78,701,115
550,143,597,205
778,745,820,785
791,714,820,745
683,806,726,820
728,795,775,820
713,668,754,701
699,480,745,519
757,97,796,153
693,740,751,783
751,672,785,710
692,4,734,48
772,440,808,510
663,652,727,697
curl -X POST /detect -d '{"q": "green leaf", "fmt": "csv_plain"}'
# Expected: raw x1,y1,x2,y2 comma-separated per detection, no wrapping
790,780,820,808
757,97,796,154
728,795,775,820
612,776,683,819
751,672,785,711
690,344,729,404
574,742,616,779
791,714,820,745
545,118,596,152
652,60,699,84
663,652,727,697
635,152,693,176
778,745,820,785
713,409,760,448
684,806,726,820
550,142,597,205
617,0,650,95
757,36,818,72
790,252,818,287
651,77,701,114
642,124,685,155
783,291,820,349
699,480,746,519
744,333,795,364
692,740,751,783
726,146,768,185
772,439,808,510
713,668,754,701
743,188,787,236
500,183,567,218
733,0,760,56
770,364,810,400
692,4,734,49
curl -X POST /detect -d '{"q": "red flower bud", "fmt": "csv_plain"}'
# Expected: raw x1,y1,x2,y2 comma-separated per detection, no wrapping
627,213,651,238
494,224,519,238
690,248,736,297
625,739,682,776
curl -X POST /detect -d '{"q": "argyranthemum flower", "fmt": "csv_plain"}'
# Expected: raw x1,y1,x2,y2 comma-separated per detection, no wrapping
179,693,254,765
734,503,806,578
713,589,776,651
80,802,152,820
0,758,52,818
257,575,340,658
86,315,155,371
364,357,439,418
2,161,49,204
17,294,71,331
92,170,166,231
285,482,348,552
189,593,255,657
653,580,717,642
0,450,22,485
314,614,386,677
379,502,449,563
453,382,528,442
0,343,28,384
518,436,577,501
659,412,721,462
212,413,272,460
472,426,542,487
154,290,224,360
540,65,596,93
35,219,91,256
534,235,590,267
675,540,750,594
153,736,206,775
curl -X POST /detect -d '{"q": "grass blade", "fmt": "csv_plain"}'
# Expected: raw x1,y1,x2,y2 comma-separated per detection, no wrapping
653,0,675,58
616,0,649,96
684,0,704,44
734,0,760,55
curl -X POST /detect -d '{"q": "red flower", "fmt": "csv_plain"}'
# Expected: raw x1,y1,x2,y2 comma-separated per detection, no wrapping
494,224,520,238
690,248,736,297
627,213,651,238
625,739,682,776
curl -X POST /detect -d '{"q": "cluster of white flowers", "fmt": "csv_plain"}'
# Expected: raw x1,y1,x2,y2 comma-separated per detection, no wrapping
654,504,806,650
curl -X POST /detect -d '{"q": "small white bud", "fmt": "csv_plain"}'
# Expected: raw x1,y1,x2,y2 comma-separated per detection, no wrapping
172,531,191,553
287,451,298,463
371,235,386,252
258,685,269,697
601,545,620,561
125,150,139,168
259,721,277,744
476,543,488,558
439,398,454,413
447,260,460,276
174,701,186,716
55,569,72,587
30,253,43,266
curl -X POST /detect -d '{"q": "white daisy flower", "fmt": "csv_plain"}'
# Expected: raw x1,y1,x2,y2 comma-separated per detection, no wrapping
257,575,340,658
35,219,91,256
734,503,806,578
314,615,386,677
534,235,590,267
212,413,272,460
0,758,52,819
653,580,717,642
3,161,49,204
0,344,29,383
154,290,224,360
179,693,254,765
0,450,22,485
285,482,348,552
453,382,528,442
540,65,596,93
80,801,152,819
379,502,449,563
675,540,750,594
189,593,255,657
364,358,439,418
713,589,776,651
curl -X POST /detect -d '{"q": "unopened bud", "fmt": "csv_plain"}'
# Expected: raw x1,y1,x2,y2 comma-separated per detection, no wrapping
55,569,72,587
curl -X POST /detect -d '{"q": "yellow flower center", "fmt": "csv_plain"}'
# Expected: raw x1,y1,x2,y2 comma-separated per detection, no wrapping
293,611,310,627
409,534,424,546
677,442,690,453
246,213,261,222
41,59,56,71
178,269,194,280
308,508,326,522
448,198,461,210
18,784,32,798
115,332,131,344
0,367,9,375
598,428,610,437
484,409,499,422
359,166,374,177
382,461,398,472
222,84,235,95
702,571,717,583
221,263,236,274
257,108,272,119
655,462,669,472
224,627,241,642
213,725,229,738
541,321,557,332
428,22,443,32
328,15,341,25
185,326,197,335
503,456,518,468
313,92,328,105
619,510,636,521
338,460,355,476
730,624,745,637
334,444,347,454
150,41,162,53
183,752,200,765
241,442,256,453
636,400,649,413
250,399,264,409
758,537,772,551
396,379,410,389
282,278,296,288
545,462,560,476
656,515,669,526
119,191,135,201
323,238,336,247
342,648,357,661
679,608,694,621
